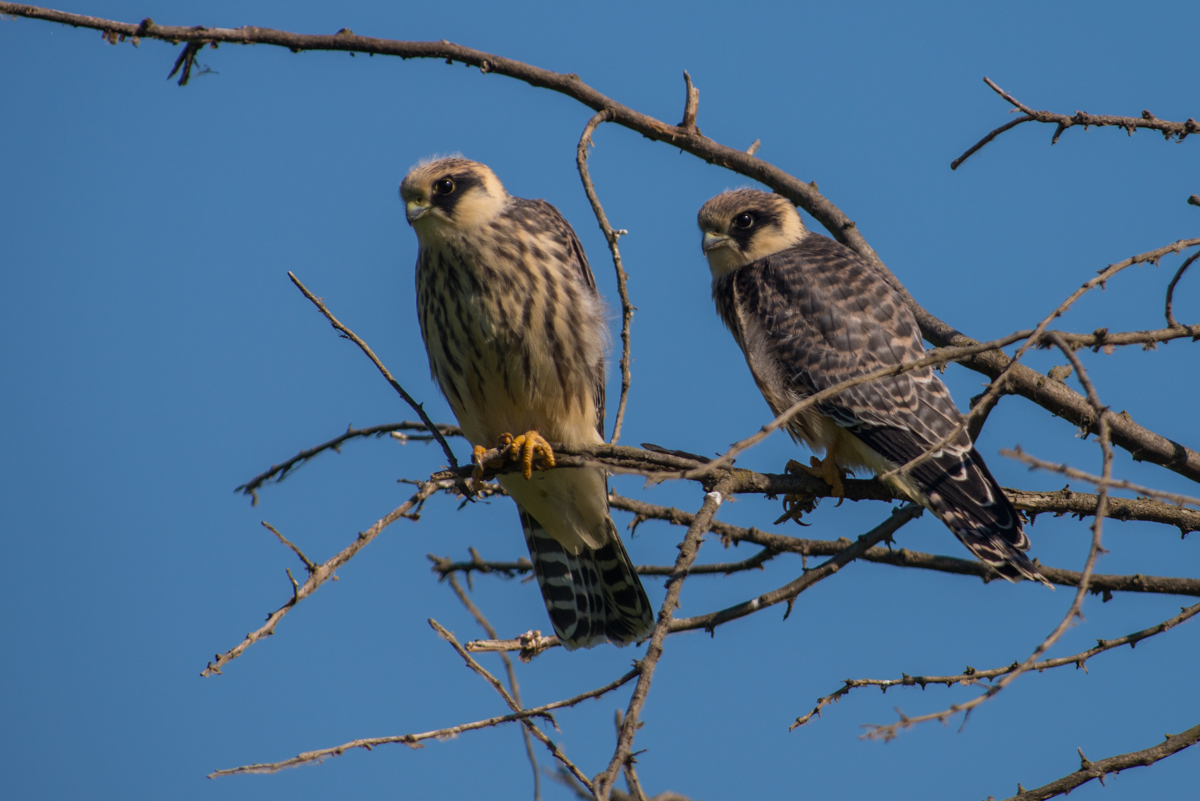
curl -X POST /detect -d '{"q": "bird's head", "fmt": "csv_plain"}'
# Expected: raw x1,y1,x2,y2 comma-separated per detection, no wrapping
696,190,807,278
400,157,508,243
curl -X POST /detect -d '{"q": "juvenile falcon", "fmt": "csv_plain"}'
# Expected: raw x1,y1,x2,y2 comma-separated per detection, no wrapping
400,157,654,648
697,189,1046,584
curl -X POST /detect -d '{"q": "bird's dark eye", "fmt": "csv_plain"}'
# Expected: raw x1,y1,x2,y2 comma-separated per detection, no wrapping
733,212,755,229
434,178,455,195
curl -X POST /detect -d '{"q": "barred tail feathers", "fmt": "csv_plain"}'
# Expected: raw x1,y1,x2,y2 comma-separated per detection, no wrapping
518,507,654,649
920,447,1050,587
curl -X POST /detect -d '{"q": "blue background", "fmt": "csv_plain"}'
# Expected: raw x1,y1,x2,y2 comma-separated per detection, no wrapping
3,1,1198,799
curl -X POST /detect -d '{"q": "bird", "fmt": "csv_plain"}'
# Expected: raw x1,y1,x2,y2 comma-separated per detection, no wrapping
399,156,654,648
697,188,1047,585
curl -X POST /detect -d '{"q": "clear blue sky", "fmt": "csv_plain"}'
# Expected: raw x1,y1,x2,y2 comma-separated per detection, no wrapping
3,1,1198,799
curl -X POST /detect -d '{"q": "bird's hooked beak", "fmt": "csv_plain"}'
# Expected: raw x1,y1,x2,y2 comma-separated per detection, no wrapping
405,200,431,225
702,231,731,254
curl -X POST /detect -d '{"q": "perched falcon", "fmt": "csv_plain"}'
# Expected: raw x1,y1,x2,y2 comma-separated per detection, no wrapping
400,157,654,648
697,189,1047,584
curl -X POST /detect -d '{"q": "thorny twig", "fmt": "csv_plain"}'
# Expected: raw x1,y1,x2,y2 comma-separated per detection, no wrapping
429,620,592,791
860,337,1115,741
209,666,640,776
991,722,1200,801
577,109,635,445
793,600,1200,728
444,574,540,800
287,272,461,472
953,76,1199,169
1004,448,1200,511
594,480,733,801
5,3,1197,481
236,421,463,504
201,480,445,676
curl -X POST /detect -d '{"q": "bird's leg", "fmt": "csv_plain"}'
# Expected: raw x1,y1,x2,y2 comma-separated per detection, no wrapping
795,452,851,500
499,431,557,480
775,473,817,526
470,444,502,493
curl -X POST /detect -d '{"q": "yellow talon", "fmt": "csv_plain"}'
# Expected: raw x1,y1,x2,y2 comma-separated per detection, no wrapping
793,453,850,500
777,454,853,525
500,430,557,480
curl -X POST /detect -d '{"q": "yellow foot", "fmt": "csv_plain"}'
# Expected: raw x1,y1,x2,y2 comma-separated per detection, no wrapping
792,453,850,500
471,444,500,493
775,487,817,526
499,430,557,480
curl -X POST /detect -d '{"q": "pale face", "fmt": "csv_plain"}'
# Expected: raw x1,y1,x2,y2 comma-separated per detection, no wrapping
697,190,807,278
400,157,508,244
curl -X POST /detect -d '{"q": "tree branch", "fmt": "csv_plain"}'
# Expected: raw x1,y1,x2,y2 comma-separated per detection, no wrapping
5,3,1197,481
953,76,1198,170
992,723,1200,801
201,480,445,676
430,619,591,791
793,601,1199,729
443,575,541,800
235,421,463,504
595,480,733,800
576,110,635,445
209,666,639,776
287,272,460,470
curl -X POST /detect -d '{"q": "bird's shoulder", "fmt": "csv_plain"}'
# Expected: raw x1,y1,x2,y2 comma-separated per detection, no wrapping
497,197,597,293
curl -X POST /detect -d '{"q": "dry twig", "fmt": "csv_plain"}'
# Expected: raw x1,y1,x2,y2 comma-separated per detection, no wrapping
236,421,463,504
201,480,444,676
953,76,1199,170
990,723,1200,801
287,272,460,471
4,3,1196,481
793,601,1199,728
209,666,639,776
444,575,540,800
576,109,635,444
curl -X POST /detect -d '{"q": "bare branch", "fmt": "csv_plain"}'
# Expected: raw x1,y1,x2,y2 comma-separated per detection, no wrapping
667,504,923,635
991,723,1200,801
201,480,445,676
1008,487,1200,537
1004,447,1200,511
953,76,1199,170
430,619,592,791
1166,251,1199,329
209,667,639,776
236,421,463,504
595,480,733,801
260,521,316,573
443,575,540,800
951,114,1034,170
466,630,561,661
576,110,635,445
793,601,1199,729
5,4,1198,481
287,272,460,471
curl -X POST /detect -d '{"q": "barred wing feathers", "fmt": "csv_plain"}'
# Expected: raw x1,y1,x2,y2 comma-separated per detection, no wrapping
714,234,1046,584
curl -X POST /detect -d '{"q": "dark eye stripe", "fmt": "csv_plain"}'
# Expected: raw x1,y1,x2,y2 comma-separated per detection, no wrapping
430,172,483,217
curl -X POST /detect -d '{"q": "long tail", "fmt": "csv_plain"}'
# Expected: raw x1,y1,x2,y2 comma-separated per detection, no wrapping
919,446,1050,587
518,507,654,649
